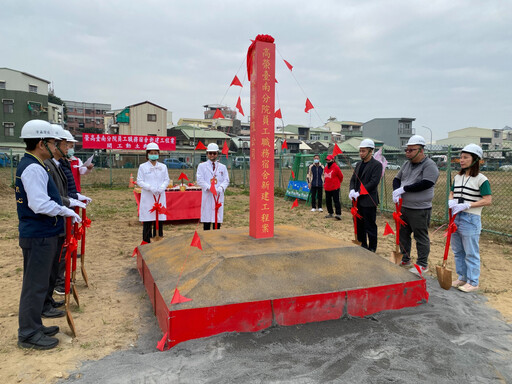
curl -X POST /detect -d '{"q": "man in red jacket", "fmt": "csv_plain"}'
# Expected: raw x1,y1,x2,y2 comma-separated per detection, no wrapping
323,155,344,220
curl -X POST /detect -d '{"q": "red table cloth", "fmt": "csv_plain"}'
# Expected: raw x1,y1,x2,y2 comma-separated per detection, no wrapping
134,189,201,221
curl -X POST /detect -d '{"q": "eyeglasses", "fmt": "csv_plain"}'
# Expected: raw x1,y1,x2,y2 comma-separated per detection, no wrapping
207,152,218,155
404,148,421,153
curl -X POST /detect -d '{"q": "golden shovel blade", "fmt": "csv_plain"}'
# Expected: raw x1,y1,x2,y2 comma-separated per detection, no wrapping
153,235,163,242
65,294,76,337
436,265,452,290
390,251,402,265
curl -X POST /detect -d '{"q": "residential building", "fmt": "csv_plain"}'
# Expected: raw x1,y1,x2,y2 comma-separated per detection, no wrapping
363,118,415,148
324,120,363,139
48,102,64,125
177,116,241,136
203,104,237,120
168,125,231,149
64,100,111,133
0,67,50,151
112,101,167,137
436,127,503,152
282,124,310,141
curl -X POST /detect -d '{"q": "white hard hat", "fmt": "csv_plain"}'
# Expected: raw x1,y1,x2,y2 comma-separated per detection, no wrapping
406,135,426,146
50,124,67,140
461,143,483,159
207,143,219,152
20,120,59,139
62,129,78,142
146,142,160,151
359,139,375,149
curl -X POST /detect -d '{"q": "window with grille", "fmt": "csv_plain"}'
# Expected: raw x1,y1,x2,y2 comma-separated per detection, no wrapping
29,84,38,93
3,99,14,113
3,122,14,136
147,114,157,122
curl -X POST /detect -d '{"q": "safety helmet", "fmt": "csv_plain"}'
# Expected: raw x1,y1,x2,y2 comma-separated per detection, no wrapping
62,129,78,142
20,120,59,139
461,143,483,160
359,139,375,149
50,124,67,140
207,143,219,152
406,135,426,146
146,142,160,151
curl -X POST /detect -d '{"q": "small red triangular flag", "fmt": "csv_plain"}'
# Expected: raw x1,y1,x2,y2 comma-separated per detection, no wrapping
230,75,243,87
178,172,189,181
171,288,192,305
332,143,342,157
291,198,299,209
156,332,168,351
132,240,148,257
383,222,395,236
275,109,282,119
212,109,224,119
275,78,278,83
283,59,293,71
222,141,229,159
236,97,244,116
281,139,288,149
291,170,295,179
304,98,314,113
190,230,202,250
195,141,207,150
360,183,369,195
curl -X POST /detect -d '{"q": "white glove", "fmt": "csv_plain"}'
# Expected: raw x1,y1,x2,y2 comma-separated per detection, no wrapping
69,198,86,209
217,186,223,194
392,187,405,203
349,189,360,200
150,187,159,195
77,193,92,204
448,199,457,209
61,207,82,223
452,202,471,215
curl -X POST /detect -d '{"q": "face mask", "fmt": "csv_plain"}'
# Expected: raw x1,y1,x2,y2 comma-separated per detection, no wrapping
67,148,75,157
314,159,319,164
149,154,159,161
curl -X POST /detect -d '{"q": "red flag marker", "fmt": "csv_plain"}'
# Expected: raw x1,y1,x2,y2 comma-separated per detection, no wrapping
359,183,369,195
274,108,282,119
170,288,192,305
281,139,288,150
132,240,148,257
230,75,243,87
195,141,207,150
291,198,299,209
332,143,342,157
222,141,229,159
236,97,244,116
291,170,295,179
178,172,189,181
275,78,278,83
383,222,395,236
304,98,314,113
212,109,225,119
283,59,293,71
190,230,203,250
156,332,168,351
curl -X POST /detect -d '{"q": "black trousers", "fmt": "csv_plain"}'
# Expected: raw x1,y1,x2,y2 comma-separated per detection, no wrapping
356,204,378,252
44,235,65,311
203,222,222,230
325,189,341,215
310,186,323,209
143,221,164,243
19,235,59,340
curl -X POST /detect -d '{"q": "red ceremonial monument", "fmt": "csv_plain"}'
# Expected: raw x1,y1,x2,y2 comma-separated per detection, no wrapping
134,35,429,351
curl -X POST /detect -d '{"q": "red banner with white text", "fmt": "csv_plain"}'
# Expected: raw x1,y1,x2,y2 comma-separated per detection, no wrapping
82,134,176,151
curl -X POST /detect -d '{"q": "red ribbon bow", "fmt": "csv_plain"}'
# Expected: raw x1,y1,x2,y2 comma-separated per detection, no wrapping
66,237,78,255
393,211,407,227
83,217,91,228
350,206,362,220
247,34,275,81
444,219,458,237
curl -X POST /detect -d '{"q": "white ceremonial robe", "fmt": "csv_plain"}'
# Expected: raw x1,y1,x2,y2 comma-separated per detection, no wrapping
136,161,170,222
196,160,230,223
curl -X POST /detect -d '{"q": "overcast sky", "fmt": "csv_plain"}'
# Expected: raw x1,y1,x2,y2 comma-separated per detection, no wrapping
3,0,511,140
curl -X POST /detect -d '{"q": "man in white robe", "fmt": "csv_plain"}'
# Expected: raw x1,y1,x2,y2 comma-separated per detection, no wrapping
196,143,230,230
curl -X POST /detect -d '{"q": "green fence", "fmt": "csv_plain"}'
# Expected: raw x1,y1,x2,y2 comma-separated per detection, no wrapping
4,147,511,237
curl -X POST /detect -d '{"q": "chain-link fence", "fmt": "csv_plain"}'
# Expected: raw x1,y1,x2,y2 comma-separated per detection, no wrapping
4,147,511,236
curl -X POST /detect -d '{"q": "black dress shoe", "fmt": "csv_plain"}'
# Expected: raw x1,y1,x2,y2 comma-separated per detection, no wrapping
18,331,59,350
41,325,59,336
41,307,65,318
52,300,65,308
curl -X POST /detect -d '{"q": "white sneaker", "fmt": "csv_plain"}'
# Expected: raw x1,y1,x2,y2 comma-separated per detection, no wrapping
311,208,317,212
318,208,323,212
409,265,428,276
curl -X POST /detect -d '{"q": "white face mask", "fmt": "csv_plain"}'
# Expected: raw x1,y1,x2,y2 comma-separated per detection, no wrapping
67,148,75,157
314,159,319,164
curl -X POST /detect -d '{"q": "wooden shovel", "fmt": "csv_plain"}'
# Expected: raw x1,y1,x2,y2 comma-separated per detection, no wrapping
64,217,76,337
436,209,456,290
390,199,403,264
71,208,80,307
80,207,89,287
351,199,361,246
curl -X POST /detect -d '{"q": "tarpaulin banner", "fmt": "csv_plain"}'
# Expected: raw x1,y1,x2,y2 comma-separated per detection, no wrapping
82,134,176,151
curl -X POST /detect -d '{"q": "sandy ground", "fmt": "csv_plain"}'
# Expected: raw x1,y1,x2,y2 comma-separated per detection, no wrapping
0,182,511,383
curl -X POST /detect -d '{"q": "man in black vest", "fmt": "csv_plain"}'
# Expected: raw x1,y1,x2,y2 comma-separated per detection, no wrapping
349,139,383,252
16,120,81,350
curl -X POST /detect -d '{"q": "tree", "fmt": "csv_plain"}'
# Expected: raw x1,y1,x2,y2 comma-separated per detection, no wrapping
48,93,68,123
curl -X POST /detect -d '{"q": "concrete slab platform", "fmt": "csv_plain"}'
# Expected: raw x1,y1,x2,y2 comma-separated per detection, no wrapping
136,225,428,349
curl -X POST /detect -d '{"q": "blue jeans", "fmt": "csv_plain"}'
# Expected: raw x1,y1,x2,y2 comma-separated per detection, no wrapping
451,212,482,286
